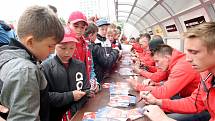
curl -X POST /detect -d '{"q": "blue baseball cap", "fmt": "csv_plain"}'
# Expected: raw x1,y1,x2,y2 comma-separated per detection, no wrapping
96,18,110,27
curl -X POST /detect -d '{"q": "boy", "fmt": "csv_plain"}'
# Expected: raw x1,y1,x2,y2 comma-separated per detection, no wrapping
84,22,102,86
67,11,100,92
106,27,117,49
42,31,90,121
0,5,64,121
84,23,98,44
92,18,119,82
108,23,122,50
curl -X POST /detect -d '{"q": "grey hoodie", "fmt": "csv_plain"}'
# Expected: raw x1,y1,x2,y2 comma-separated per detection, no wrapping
0,40,48,121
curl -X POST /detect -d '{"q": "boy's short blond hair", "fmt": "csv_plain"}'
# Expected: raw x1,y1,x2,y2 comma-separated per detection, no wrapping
109,23,116,30
183,22,215,52
17,5,64,43
107,27,114,35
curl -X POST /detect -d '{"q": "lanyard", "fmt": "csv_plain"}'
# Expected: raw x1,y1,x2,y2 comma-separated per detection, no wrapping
201,73,212,93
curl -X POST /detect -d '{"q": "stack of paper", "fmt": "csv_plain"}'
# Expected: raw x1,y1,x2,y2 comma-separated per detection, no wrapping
82,107,144,121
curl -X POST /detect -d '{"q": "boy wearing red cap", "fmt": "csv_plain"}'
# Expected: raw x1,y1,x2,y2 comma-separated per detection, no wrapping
42,31,90,121
67,11,100,92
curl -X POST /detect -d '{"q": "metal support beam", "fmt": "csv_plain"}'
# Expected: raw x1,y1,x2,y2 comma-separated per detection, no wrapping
154,0,215,26
118,3,148,12
135,0,163,26
126,0,139,22
117,11,142,18
199,0,215,21
115,0,118,21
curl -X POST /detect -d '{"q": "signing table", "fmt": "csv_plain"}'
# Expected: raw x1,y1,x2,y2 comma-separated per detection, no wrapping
71,52,147,121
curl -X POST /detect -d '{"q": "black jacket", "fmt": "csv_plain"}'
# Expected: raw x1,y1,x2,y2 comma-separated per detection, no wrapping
92,34,119,82
42,55,90,121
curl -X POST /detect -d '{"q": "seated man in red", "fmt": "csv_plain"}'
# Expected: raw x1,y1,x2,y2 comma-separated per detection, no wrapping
133,35,168,82
139,22,214,121
128,44,200,99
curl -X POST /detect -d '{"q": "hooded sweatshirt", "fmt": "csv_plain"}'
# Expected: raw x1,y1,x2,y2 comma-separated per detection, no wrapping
136,49,201,98
162,71,215,121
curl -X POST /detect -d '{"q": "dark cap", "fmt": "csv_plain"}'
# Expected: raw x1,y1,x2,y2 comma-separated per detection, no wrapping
149,38,164,51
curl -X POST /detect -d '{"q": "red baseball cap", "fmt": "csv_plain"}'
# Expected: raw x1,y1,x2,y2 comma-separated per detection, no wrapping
61,28,78,43
68,11,88,26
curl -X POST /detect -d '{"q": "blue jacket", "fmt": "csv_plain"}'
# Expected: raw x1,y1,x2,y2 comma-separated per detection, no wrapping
0,22,16,44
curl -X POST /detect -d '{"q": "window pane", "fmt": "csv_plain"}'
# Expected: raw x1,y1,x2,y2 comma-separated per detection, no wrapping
136,0,156,11
136,23,144,31
151,4,171,21
144,14,157,25
118,0,135,5
128,19,136,24
161,2,174,15
118,16,127,21
163,0,200,14
132,7,146,18
118,12,129,18
130,14,139,22
139,20,149,28
118,5,132,12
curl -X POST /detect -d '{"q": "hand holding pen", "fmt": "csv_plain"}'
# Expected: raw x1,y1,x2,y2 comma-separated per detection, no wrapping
137,90,152,103
138,90,159,105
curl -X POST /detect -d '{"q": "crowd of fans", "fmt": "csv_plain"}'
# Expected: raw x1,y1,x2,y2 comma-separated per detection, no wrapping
0,4,215,121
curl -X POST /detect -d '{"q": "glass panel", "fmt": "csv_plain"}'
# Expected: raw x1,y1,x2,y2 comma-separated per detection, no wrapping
136,0,156,11
203,0,210,2
163,0,200,14
132,7,146,17
118,16,127,22
161,2,174,15
130,14,139,22
118,12,129,18
131,13,141,18
136,23,144,31
139,20,149,28
135,24,141,31
128,21,135,26
144,14,157,25
118,0,135,5
118,5,132,12
118,16,127,19
139,18,150,27
128,19,136,24
136,23,145,30
117,10,131,13
151,4,170,21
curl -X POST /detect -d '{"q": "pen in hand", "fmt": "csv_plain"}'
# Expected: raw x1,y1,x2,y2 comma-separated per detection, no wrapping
137,90,152,103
